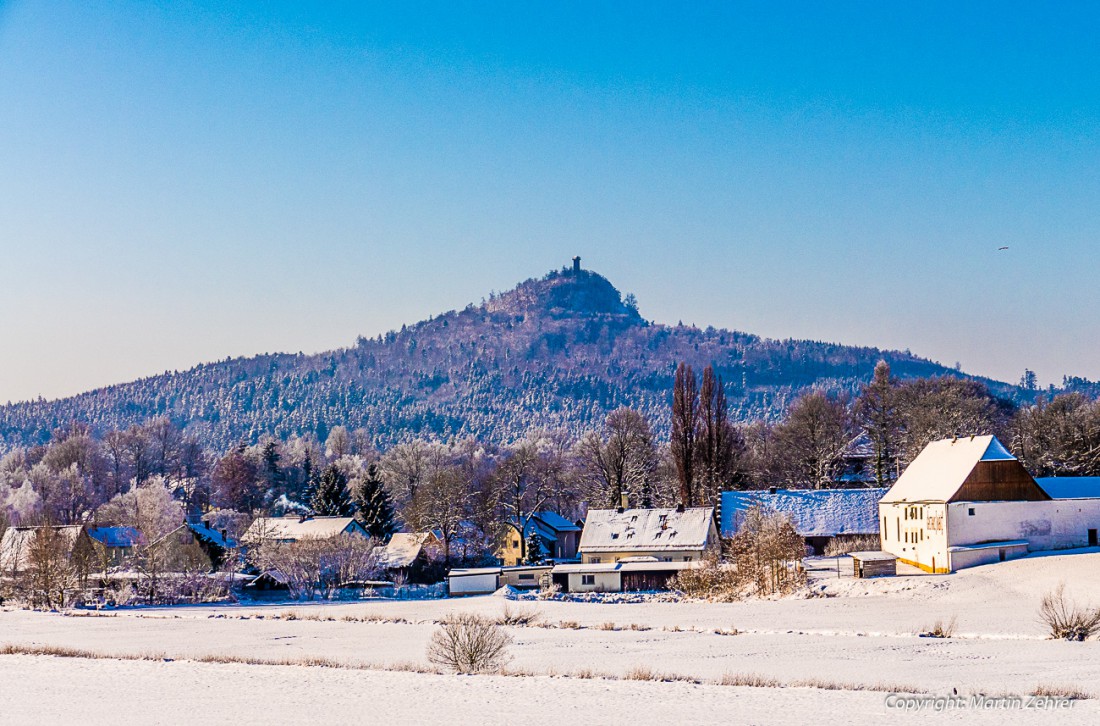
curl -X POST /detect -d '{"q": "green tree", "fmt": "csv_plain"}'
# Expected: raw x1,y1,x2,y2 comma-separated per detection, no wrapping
524,531,546,565
354,463,397,540
311,464,353,516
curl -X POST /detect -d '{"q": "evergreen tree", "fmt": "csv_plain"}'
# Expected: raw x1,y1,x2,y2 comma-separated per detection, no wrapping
354,463,397,540
311,464,353,516
524,531,546,565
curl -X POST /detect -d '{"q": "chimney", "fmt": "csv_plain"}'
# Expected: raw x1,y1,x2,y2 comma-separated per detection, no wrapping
768,486,777,495
676,503,685,513
572,256,581,273
620,492,629,510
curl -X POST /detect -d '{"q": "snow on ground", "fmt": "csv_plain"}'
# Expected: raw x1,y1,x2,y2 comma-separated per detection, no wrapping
2,549,1100,724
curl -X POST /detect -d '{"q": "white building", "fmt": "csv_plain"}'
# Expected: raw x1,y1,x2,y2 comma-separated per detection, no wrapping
879,435,1100,572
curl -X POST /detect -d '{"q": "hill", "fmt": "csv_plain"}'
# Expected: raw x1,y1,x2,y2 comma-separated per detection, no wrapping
0,264,1020,452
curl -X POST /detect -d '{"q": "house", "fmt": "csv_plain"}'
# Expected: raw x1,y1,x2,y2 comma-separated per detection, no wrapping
497,511,582,565
878,435,1100,572
146,521,238,572
0,525,96,575
551,558,700,593
241,516,368,547
849,551,897,578
577,506,718,564
86,527,144,568
375,532,441,583
499,564,552,589
721,488,887,555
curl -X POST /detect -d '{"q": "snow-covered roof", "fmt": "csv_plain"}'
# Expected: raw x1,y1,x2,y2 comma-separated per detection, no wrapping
848,551,897,562
0,525,85,571
879,435,1016,504
1035,477,1100,500
578,507,715,553
87,526,144,548
187,521,237,549
242,516,365,544
532,511,581,533
376,532,434,569
448,567,502,577
720,488,887,537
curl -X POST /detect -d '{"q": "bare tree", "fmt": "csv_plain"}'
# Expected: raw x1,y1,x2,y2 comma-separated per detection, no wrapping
427,613,513,673
696,366,745,504
773,390,853,489
856,361,901,486
671,362,699,505
576,408,657,508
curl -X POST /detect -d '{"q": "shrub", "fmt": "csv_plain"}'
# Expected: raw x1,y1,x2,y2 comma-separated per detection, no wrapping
427,613,513,673
1032,684,1093,700
824,535,880,557
496,603,542,627
1038,584,1100,641
919,616,957,639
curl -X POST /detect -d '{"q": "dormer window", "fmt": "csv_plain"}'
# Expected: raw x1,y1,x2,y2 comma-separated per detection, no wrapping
658,514,667,522
631,515,638,522
611,533,619,540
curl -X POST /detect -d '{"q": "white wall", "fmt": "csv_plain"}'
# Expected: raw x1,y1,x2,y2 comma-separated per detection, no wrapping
448,573,499,595
879,502,950,572
946,500,1100,552
949,543,1028,570
567,572,621,593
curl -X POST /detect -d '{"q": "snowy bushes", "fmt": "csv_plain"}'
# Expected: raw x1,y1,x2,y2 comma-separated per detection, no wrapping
1038,584,1100,641
427,613,513,673
824,535,880,557
252,534,380,600
676,507,806,600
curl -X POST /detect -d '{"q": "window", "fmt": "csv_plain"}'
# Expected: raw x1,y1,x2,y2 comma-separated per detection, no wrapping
581,574,595,585
513,540,520,548
968,508,975,516
663,557,672,562
684,556,692,562
518,574,534,581
591,557,601,563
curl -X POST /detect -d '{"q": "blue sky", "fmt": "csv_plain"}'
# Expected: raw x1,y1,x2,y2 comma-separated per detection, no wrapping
1,2,1099,403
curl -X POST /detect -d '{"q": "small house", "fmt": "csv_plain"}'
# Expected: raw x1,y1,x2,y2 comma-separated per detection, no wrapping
0,525,94,574
375,532,441,583
497,511,582,565
86,527,144,568
577,506,718,564
499,564,552,589
241,516,368,547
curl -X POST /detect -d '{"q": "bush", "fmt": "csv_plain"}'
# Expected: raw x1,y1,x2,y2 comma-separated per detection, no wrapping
919,616,957,638
427,613,513,673
1038,584,1100,641
496,602,542,627
824,535,880,557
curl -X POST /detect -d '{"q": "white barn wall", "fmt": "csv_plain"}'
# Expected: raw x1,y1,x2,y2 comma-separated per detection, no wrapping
946,500,1100,553
566,572,620,593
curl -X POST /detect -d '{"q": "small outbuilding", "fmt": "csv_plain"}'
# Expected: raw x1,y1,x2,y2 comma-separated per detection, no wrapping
446,567,501,596
849,551,897,579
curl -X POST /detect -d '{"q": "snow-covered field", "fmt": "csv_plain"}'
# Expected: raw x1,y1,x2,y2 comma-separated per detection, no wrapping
3,549,1099,725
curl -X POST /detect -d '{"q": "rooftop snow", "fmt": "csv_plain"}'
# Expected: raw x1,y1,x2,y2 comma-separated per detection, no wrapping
721,489,887,537
880,435,1016,504
1035,477,1100,500
87,526,144,548
376,532,433,569
242,516,362,544
579,507,714,553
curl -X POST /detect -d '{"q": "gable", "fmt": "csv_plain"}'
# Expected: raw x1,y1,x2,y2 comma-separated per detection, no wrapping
881,435,1018,503
951,460,1050,502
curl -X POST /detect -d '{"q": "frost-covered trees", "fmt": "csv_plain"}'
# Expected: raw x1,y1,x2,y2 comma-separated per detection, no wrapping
576,407,657,508
772,390,854,489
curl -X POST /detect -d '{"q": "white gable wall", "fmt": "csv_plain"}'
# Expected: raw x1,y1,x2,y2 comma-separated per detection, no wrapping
879,501,951,573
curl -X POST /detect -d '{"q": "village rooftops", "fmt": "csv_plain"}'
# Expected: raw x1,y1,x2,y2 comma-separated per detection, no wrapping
578,507,715,553
721,488,886,537
552,560,700,574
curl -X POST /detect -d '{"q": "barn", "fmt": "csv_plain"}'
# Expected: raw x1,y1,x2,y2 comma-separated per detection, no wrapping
879,435,1100,572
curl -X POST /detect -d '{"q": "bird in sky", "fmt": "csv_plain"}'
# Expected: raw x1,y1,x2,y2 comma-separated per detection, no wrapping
998,246,1010,251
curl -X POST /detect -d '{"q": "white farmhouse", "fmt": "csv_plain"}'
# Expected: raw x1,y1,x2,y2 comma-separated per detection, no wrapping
879,435,1100,572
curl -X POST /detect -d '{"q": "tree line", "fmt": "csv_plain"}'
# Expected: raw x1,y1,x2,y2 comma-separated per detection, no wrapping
3,361,1099,569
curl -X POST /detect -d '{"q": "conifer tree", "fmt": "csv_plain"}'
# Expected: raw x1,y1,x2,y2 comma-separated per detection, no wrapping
354,463,397,540
311,464,353,516
524,531,546,565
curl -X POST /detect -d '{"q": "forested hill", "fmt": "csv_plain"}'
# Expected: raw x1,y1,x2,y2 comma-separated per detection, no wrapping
0,266,1019,452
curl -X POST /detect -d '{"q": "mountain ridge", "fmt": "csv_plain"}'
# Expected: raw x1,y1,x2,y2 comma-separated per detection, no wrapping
0,264,1021,452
